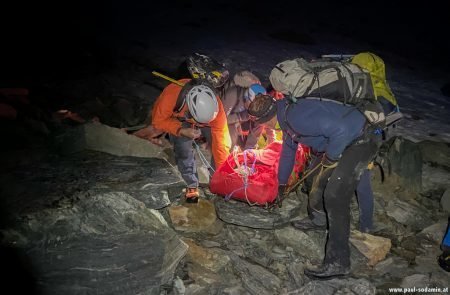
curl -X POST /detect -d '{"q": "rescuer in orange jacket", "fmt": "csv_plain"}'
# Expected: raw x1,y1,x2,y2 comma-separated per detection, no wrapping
152,79,231,203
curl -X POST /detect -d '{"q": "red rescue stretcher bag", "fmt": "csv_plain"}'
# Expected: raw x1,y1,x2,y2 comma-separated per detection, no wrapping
210,142,309,206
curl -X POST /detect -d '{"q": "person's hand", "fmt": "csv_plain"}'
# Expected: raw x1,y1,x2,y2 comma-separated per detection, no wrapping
179,127,201,139
133,125,166,146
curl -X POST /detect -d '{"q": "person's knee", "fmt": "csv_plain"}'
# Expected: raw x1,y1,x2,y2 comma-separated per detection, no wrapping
174,142,193,159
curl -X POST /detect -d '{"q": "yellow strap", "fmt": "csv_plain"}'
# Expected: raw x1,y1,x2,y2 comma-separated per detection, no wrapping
322,161,338,169
152,71,185,87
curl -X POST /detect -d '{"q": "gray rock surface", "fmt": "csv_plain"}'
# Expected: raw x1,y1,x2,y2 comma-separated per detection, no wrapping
386,136,423,193
422,164,450,193
12,192,188,295
0,150,184,214
441,189,450,212
297,278,375,295
385,199,433,230
418,220,449,244
401,274,431,289
54,122,170,160
419,140,450,168
229,254,282,295
373,256,412,278
215,192,306,229
274,227,325,261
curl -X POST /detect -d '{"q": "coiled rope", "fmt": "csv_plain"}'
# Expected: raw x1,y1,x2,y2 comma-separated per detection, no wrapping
224,147,258,206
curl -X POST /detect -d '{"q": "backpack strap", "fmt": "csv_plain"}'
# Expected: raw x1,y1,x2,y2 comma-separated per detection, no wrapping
339,63,356,103
174,92,186,113
304,72,318,98
282,101,302,140
174,80,197,113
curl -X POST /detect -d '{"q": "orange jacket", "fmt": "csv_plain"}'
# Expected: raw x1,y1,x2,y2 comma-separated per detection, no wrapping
151,79,230,167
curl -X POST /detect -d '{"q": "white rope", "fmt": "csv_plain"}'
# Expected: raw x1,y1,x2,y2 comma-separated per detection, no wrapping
231,148,258,206
193,140,215,177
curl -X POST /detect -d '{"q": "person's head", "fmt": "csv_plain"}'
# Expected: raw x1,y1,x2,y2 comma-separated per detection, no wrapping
187,53,229,88
244,84,267,103
248,94,277,127
233,70,260,88
185,84,219,124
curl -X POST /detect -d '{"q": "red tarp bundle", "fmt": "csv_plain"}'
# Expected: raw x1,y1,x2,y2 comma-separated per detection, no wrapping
210,142,309,206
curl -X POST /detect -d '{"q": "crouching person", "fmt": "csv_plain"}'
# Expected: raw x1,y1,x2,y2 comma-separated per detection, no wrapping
248,94,383,279
152,79,231,203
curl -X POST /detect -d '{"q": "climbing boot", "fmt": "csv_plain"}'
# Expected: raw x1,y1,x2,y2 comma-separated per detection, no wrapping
185,187,199,203
304,263,350,280
291,217,326,231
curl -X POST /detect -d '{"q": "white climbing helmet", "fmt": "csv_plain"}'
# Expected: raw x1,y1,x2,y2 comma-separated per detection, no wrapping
186,84,219,124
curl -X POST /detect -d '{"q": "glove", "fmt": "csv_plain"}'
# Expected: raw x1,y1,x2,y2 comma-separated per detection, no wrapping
362,101,386,127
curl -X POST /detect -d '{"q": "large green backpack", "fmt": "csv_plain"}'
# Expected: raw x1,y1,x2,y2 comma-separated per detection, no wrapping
269,57,376,105
269,58,385,125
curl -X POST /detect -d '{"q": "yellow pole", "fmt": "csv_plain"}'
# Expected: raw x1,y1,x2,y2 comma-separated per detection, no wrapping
152,71,185,87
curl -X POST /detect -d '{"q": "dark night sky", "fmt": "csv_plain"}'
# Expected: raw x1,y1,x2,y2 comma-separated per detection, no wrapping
2,0,450,85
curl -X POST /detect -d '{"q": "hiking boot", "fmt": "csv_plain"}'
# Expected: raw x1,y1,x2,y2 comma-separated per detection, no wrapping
185,187,199,203
304,263,350,280
291,217,326,231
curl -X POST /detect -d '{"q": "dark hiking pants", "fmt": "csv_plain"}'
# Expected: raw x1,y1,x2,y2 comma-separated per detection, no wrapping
170,123,215,187
356,169,374,232
304,153,329,226
323,139,379,267
305,154,375,232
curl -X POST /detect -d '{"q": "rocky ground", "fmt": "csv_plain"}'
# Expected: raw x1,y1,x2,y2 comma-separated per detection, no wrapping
1,89,449,294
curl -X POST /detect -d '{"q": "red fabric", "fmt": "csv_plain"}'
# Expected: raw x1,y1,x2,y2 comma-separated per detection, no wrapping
268,89,285,100
210,142,309,205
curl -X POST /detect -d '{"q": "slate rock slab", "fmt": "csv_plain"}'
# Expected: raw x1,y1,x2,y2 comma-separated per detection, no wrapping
215,193,305,229
418,220,449,244
297,278,375,295
385,199,433,230
275,227,324,261
418,140,450,169
54,122,169,160
7,192,189,295
385,136,423,193
441,189,450,212
229,253,281,295
1,150,184,214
